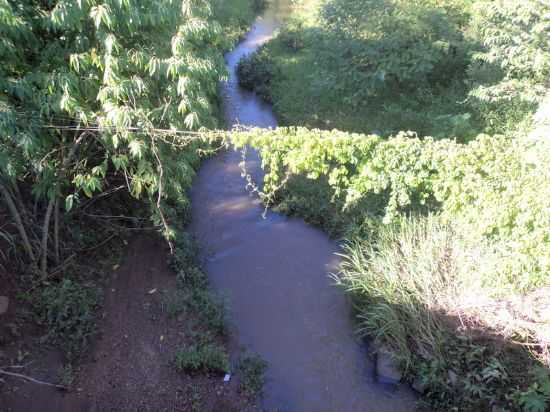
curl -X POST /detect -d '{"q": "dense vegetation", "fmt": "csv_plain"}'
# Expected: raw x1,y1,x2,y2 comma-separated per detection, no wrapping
238,0,547,138
2,0,549,410
0,0,230,277
234,0,550,410
0,0,260,390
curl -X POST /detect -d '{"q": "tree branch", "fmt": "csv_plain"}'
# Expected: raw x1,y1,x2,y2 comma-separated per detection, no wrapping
0,181,36,264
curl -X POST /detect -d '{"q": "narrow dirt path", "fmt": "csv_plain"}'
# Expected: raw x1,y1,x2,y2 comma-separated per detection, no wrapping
189,2,417,411
1,235,253,412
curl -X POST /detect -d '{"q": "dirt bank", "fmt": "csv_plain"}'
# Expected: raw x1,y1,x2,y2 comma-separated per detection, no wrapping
1,235,257,412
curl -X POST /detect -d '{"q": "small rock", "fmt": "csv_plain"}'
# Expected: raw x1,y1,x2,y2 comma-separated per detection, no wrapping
0,296,9,315
376,345,402,383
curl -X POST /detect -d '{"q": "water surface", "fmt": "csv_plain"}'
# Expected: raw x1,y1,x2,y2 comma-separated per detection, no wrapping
190,3,416,410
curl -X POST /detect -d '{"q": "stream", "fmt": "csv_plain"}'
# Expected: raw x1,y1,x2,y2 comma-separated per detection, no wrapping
190,2,417,410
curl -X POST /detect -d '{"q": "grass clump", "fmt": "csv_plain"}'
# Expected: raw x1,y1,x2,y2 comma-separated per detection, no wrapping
237,353,268,397
336,215,550,410
237,46,277,103
168,232,228,336
175,344,229,374
35,279,99,359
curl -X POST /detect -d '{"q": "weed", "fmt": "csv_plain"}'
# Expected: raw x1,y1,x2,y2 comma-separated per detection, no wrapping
175,344,229,374
251,0,268,14
169,232,228,335
187,289,227,336
60,363,75,387
35,279,99,359
162,289,190,317
187,383,203,412
237,46,276,103
237,353,268,397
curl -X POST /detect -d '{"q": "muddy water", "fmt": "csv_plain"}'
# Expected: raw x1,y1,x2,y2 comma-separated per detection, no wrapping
190,3,416,411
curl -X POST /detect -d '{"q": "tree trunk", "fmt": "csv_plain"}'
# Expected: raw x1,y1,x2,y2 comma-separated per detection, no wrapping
54,198,60,265
40,197,55,276
40,128,87,275
0,181,36,264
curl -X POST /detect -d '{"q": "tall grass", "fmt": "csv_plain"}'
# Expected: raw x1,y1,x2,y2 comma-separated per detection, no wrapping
336,216,464,366
335,214,550,409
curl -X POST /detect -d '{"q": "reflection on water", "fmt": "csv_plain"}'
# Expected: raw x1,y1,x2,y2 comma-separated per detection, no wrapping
190,1,417,410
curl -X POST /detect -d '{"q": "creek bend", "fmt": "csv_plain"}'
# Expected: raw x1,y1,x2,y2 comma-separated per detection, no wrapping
190,2,416,410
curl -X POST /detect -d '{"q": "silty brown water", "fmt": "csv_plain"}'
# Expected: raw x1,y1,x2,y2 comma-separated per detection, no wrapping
190,2,417,410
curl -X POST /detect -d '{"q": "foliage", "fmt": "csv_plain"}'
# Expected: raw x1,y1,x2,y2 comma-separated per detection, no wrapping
236,0,485,138
468,1,549,104
0,0,237,275
232,127,550,292
212,0,262,44
169,230,227,334
465,0,549,134
414,337,530,411
175,343,229,374
231,125,550,410
238,0,547,139
35,279,100,359
237,46,276,102
514,367,550,412
237,352,268,397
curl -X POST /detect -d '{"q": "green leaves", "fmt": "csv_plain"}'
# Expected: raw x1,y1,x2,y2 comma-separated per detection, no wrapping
469,0,550,105
231,125,550,293
90,4,113,30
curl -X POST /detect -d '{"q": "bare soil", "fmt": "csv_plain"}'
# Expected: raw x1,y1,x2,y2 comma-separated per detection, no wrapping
1,235,256,412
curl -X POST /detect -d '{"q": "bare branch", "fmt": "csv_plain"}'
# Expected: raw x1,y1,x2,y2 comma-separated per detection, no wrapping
0,368,67,390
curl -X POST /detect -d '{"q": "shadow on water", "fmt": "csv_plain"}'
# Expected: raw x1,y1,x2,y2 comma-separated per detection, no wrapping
190,1,417,410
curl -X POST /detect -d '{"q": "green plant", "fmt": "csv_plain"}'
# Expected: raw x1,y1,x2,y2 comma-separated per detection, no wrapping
162,289,190,317
60,363,75,387
237,353,268,397
237,46,276,102
36,279,99,359
0,0,233,275
175,344,229,374
251,0,269,14
187,289,227,335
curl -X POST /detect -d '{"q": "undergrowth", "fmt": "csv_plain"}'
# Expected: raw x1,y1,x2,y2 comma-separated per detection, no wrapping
35,279,100,360
237,353,268,397
175,343,230,374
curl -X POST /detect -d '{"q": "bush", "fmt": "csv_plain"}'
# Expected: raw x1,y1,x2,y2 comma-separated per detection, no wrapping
237,47,276,102
336,215,549,410
169,230,227,335
36,279,99,359
175,344,229,374
251,0,269,14
237,353,268,396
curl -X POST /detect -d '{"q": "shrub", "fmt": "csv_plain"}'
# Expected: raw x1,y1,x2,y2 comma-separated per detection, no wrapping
175,344,229,374
336,215,548,410
237,47,276,102
251,0,269,14
36,279,99,359
237,353,268,396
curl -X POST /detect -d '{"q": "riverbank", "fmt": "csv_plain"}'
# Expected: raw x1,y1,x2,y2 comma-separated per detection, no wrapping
190,0,417,410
